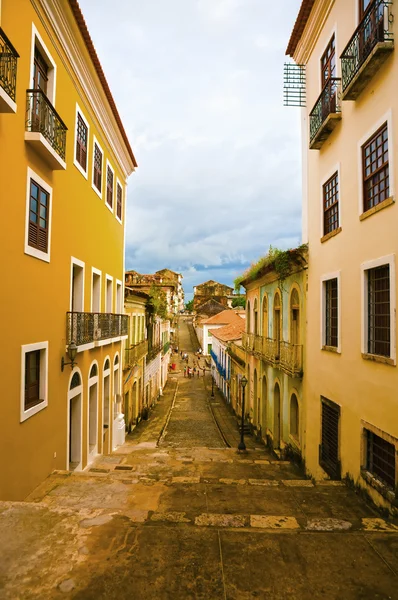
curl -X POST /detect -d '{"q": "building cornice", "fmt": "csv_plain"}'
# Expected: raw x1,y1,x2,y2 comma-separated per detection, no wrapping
33,0,136,178
289,0,335,64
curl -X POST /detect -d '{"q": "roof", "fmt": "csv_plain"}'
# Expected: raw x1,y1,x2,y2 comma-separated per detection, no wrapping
286,0,316,57
202,309,245,326
195,298,226,318
209,321,245,343
239,247,308,289
196,280,234,291
124,287,150,301
69,0,137,168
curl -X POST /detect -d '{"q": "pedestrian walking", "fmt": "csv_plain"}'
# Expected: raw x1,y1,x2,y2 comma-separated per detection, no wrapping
187,366,191,378
183,366,186,377
180,351,183,358
197,368,200,378
193,366,196,376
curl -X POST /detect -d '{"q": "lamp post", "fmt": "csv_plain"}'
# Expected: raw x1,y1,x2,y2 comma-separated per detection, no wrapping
211,365,215,397
238,375,248,451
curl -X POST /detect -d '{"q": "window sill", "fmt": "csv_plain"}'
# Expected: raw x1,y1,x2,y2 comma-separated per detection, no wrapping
321,226,342,243
360,196,394,222
322,345,340,354
360,468,396,504
361,352,395,366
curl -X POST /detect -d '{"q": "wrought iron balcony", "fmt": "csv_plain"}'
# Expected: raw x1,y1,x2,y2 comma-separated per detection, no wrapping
147,342,163,362
280,341,303,378
25,89,67,169
242,332,279,364
125,339,148,368
341,0,394,100
162,341,170,355
309,78,341,149
66,312,128,346
0,28,19,112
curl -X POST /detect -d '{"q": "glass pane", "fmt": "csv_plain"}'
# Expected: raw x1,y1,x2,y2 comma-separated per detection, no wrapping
30,198,38,212
39,217,46,228
30,211,37,223
31,183,39,199
40,191,47,206
40,205,47,218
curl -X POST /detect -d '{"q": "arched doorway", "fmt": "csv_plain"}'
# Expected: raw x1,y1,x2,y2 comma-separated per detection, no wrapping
290,393,299,441
102,357,111,455
88,362,98,463
246,364,251,418
68,370,82,471
261,375,267,432
253,369,258,426
273,382,281,448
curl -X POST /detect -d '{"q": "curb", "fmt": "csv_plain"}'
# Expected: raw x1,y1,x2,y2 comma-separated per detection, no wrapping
157,380,179,447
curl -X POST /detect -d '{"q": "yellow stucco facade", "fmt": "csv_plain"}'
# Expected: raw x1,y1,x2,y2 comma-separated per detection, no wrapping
289,0,398,510
0,0,135,500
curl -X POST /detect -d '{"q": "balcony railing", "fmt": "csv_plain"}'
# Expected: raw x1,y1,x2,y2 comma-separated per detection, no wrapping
162,340,170,355
125,339,148,368
242,332,279,364
279,341,303,378
0,28,19,107
66,312,128,346
26,89,67,160
147,342,163,362
341,0,393,100
309,78,342,149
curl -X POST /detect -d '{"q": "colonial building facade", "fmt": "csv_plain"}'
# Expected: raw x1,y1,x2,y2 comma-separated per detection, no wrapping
0,0,136,500
287,0,398,510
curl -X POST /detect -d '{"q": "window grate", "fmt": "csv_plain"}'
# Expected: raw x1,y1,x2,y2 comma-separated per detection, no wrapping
107,165,114,208
283,63,306,107
76,114,88,170
93,143,102,192
325,278,338,347
320,398,340,479
363,123,389,211
367,264,390,357
366,429,396,490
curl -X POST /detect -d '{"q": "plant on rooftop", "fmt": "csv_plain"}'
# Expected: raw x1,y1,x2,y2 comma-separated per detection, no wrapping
148,284,168,319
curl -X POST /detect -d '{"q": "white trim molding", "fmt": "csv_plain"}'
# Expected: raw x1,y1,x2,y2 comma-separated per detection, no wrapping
29,23,57,105
91,135,104,199
320,270,342,353
73,103,90,179
20,341,49,422
91,267,102,312
70,257,85,312
105,274,113,313
24,167,53,263
361,254,396,363
66,367,83,471
115,279,123,314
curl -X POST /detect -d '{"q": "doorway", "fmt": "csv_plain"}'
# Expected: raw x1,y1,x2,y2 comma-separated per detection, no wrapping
273,382,281,449
68,371,82,471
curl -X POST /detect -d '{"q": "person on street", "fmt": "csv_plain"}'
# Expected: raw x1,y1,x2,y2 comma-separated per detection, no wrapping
183,366,186,377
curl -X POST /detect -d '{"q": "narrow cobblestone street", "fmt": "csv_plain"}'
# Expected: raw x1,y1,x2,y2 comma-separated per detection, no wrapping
1,319,398,599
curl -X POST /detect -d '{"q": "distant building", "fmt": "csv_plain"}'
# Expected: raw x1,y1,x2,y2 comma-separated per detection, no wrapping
125,269,184,316
193,280,234,311
196,309,245,356
210,320,245,405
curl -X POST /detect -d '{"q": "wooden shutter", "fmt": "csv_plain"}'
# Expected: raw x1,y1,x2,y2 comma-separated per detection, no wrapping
117,184,122,219
28,180,49,253
76,114,88,170
25,350,40,409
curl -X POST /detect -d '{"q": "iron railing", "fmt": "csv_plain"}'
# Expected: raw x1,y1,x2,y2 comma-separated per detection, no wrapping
279,341,303,377
26,89,67,160
147,342,163,362
309,78,341,143
242,332,279,363
0,28,19,102
341,0,393,92
66,312,128,346
162,340,170,355
125,339,148,368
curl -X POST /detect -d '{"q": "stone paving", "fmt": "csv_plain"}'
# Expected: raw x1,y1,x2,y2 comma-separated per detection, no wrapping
1,318,398,599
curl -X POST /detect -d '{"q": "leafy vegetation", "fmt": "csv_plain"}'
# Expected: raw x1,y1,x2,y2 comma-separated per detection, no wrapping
185,299,194,312
148,284,168,319
234,244,308,291
231,296,246,308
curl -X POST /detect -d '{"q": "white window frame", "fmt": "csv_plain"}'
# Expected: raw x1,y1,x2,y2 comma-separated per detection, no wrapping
91,135,104,199
105,160,115,213
24,167,53,263
66,368,83,471
29,24,57,105
316,24,339,93
115,178,123,224
361,254,396,362
87,360,99,463
91,267,102,313
357,110,394,215
20,341,48,422
106,274,113,313
320,271,341,353
116,279,123,314
70,257,85,313
320,163,341,237
73,103,90,179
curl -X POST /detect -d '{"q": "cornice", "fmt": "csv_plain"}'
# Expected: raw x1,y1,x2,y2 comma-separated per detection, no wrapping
32,0,135,179
294,0,335,64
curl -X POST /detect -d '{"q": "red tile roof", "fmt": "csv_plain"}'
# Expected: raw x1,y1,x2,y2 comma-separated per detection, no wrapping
286,0,316,57
202,309,244,326
209,321,245,342
68,0,137,168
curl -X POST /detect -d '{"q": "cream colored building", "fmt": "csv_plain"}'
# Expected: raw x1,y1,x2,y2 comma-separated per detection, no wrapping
287,0,398,510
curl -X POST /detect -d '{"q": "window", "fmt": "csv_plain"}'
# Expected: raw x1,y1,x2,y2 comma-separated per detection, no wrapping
71,259,85,313
325,278,338,347
116,182,123,221
359,0,373,19
367,264,390,357
323,172,339,235
362,123,389,212
74,105,89,177
91,268,101,312
92,140,103,195
106,275,113,313
106,163,114,210
321,35,336,86
33,46,48,94
290,393,299,439
290,288,300,345
320,397,341,479
365,429,396,489
28,179,49,253
21,341,48,422
262,295,268,338
116,280,122,313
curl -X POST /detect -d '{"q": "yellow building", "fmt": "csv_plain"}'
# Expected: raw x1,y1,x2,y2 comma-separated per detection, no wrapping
0,0,136,500
238,248,307,457
287,0,398,510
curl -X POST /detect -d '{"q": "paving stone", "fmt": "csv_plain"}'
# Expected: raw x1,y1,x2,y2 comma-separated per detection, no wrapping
282,479,314,487
250,515,300,530
219,478,246,485
254,460,270,465
151,511,191,523
248,479,279,486
171,476,200,484
58,579,76,593
79,514,113,528
195,513,247,527
316,480,345,486
237,459,253,464
306,518,352,531
361,518,398,532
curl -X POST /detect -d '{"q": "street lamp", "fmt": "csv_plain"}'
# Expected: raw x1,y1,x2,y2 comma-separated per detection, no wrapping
238,375,248,451
211,365,215,397
61,341,78,372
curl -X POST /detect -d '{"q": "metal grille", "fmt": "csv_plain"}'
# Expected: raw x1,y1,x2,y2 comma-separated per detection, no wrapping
67,312,129,346
117,183,122,219
320,398,340,479
107,166,114,208
0,27,19,102
26,89,67,160
341,0,393,92
283,63,306,107
367,264,390,357
323,172,339,234
363,123,389,211
309,78,341,143
366,429,396,489
325,278,338,347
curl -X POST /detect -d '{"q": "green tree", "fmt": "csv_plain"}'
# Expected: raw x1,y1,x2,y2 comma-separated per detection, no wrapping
148,284,168,319
232,296,246,309
185,299,194,312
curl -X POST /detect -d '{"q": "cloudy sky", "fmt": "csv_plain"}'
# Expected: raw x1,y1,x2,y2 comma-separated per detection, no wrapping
79,0,303,300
